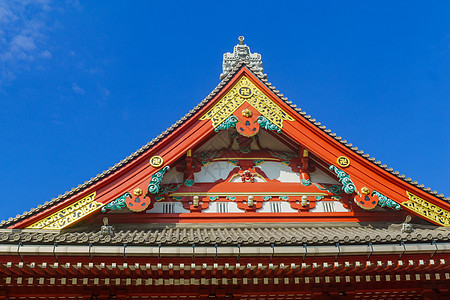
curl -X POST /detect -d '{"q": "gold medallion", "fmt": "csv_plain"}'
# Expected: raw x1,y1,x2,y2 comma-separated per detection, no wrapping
238,86,252,98
149,156,164,168
134,188,143,196
337,156,350,168
242,108,252,118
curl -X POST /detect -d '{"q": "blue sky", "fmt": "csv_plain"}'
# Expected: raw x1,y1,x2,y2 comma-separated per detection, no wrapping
0,1,449,221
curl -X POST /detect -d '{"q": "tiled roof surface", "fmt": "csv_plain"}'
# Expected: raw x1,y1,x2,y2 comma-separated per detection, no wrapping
0,224,448,246
1,61,448,228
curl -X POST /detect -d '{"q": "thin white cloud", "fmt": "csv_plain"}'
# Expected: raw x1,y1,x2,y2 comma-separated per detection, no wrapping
72,83,85,95
40,49,52,58
0,0,56,84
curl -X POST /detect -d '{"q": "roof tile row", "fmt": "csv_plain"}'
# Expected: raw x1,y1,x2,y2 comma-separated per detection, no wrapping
0,225,448,246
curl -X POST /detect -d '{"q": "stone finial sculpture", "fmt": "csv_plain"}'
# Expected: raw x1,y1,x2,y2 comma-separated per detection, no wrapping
100,217,114,237
220,36,266,80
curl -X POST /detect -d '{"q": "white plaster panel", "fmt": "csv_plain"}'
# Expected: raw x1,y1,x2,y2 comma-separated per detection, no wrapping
310,201,349,213
333,201,350,212
195,130,230,153
258,130,292,152
203,202,243,213
146,202,188,214
309,169,340,184
161,169,184,184
257,162,300,182
195,161,237,183
310,201,325,213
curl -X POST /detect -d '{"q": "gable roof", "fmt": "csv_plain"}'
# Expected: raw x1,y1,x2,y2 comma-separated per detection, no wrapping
1,61,449,229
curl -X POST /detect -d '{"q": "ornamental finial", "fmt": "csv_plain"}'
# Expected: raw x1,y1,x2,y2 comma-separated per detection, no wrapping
220,36,266,80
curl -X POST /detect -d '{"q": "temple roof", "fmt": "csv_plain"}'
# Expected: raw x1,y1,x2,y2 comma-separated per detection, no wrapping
1,38,448,229
0,222,448,246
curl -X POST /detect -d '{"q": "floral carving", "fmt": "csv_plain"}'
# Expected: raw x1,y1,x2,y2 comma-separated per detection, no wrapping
147,166,170,195
371,191,401,210
329,165,357,194
102,193,132,212
257,116,281,133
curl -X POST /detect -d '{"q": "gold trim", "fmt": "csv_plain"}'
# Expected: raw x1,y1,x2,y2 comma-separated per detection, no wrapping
26,192,102,230
402,191,450,227
200,76,294,129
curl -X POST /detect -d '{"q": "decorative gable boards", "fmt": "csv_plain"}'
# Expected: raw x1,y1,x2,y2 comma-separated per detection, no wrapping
3,47,449,232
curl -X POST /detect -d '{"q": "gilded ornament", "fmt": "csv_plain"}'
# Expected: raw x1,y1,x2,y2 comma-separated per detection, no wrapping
27,192,101,230
361,187,370,195
242,108,253,117
134,188,143,196
336,156,350,168
193,196,199,207
401,192,450,227
149,156,164,168
200,76,294,130
238,86,253,98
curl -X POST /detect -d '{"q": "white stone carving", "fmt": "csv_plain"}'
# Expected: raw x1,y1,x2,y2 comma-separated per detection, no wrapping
220,36,266,80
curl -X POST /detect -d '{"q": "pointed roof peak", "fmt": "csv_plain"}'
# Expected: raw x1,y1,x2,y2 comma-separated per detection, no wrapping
220,36,266,80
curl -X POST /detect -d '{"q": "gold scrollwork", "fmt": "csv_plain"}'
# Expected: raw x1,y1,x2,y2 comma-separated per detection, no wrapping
401,191,450,227
26,192,102,230
200,76,294,129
